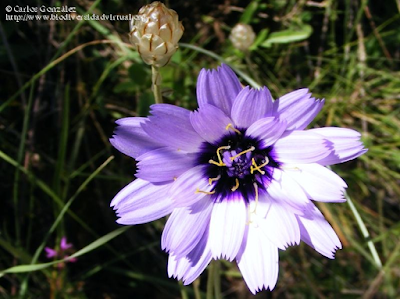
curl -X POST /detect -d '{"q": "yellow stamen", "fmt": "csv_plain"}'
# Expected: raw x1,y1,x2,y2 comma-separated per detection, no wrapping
209,159,223,166
246,207,253,225
217,145,230,164
225,123,242,135
230,146,255,161
246,183,260,225
250,157,269,175
208,175,221,185
252,182,259,213
195,188,215,195
208,145,230,167
281,166,301,172
231,178,240,191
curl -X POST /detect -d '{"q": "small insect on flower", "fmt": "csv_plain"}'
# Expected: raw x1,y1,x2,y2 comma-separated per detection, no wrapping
110,64,367,294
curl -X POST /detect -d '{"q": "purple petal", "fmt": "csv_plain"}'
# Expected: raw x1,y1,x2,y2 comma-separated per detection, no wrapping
162,197,212,258
136,147,195,183
60,237,72,250
196,64,242,115
272,130,331,164
190,104,233,144
231,87,274,128
309,127,367,165
258,201,300,250
236,224,279,294
285,163,347,202
208,197,246,261
168,224,212,285
110,117,161,159
111,179,173,225
169,165,213,207
296,204,342,259
245,117,287,148
275,88,324,130
141,104,203,152
268,168,311,211
45,247,57,258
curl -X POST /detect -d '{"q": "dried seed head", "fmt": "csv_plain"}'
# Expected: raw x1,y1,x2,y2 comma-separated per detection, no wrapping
130,1,184,67
229,23,256,52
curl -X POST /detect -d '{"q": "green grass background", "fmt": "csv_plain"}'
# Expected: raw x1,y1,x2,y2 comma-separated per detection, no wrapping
1,0,399,298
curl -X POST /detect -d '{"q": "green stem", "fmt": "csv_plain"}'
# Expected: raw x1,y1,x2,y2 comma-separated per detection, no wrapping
178,281,189,299
213,260,222,299
206,261,214,299
244,52,261,86
179,42,261,88
345,191,383,269
151,65,162,104
326,166,382,269
206,260,222,299
193,278,202,299
13,82,35,247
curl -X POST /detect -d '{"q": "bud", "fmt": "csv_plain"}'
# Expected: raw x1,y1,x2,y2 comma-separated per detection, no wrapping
229,23,256,52
129,2,184,67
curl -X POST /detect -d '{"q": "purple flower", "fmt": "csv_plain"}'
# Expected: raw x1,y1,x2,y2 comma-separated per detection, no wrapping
110,64,366,293
45,237,77,263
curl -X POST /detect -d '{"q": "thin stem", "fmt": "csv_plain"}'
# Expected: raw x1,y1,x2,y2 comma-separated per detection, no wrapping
1,40,121,114
344,191,383,269
179,43,261,88
193,278,202,299
206,261,214,299
151,65,162,104
213,260,222,299
178,281,189,299
18,156,114,296
244,52,261,86
326,166,382,269
13,82,35,246
206,260,222,299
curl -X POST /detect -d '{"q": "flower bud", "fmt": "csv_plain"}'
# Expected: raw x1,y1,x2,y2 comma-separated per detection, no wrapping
129,2,184,67
229,23,256,52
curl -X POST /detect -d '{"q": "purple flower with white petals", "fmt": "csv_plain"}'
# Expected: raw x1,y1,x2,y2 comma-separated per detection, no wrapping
110,64,367,294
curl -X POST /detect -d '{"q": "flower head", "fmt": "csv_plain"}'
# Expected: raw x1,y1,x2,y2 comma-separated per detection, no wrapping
45,236,77,264
229,23,256,51
110,64,366,293
129,1,184,67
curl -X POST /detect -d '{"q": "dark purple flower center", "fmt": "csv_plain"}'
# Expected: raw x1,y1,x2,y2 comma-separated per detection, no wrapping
196,125,280,203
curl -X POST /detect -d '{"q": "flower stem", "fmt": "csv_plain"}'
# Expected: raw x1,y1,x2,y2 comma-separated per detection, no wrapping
193,278,202,299
206,260,222,299
206,261,214,299
213,260,222,299
345,190,383,268
178,281,189,299
326,165,382,269
151,65,162,104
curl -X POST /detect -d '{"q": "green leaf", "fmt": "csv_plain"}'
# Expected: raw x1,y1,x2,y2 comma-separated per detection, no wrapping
137,91,154,116
0,226,130,277
113,81,136,94
261,25,313,47
128,64,150,86
250,28,269,50
240,1,259,24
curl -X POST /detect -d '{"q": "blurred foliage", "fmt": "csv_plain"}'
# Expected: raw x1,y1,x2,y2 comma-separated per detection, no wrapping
0,0,400,298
